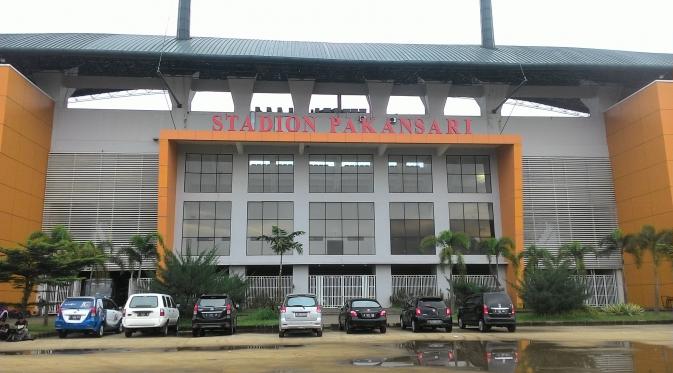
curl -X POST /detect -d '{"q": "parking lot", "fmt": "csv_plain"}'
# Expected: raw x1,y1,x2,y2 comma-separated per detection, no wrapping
1,325,672,372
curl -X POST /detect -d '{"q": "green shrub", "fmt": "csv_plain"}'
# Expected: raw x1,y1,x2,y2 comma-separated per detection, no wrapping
519,265,587,314
601,303,644,316
451,279,491,307
390,289,412,308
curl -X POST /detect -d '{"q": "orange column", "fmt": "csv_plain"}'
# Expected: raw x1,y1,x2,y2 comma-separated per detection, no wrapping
0,66,55,307
157,135,178,265
604,80,673,307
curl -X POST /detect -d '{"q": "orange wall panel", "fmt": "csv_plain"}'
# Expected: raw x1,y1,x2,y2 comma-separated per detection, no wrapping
605,80,673,308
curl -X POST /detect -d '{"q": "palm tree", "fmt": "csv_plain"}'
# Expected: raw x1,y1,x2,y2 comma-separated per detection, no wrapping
598,229,636,303
560,241,594,274
109,233,164,293
421,230,469,308
503,250,525,281
633,225,673,312
522,245,550,274
256,226,305,303
479,237,515,289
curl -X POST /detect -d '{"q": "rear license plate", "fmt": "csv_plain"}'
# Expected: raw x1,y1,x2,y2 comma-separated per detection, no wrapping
69,315,81,320
364,313,374,318
136,312,150,317
427,319,442,325
295,312,308,317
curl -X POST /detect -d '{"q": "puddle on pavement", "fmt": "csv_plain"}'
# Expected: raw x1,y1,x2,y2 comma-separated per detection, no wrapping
0,344,304,356
351,340,673,372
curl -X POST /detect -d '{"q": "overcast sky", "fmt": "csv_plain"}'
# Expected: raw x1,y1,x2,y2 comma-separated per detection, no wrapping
2,0,673,53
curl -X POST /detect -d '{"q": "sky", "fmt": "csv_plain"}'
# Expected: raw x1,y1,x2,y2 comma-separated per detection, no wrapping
1,0,671,115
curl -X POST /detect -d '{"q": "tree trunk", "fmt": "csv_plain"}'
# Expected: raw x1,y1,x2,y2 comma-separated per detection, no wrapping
278,253,284,305
448,264,455,313
620,250,629,303
654,263,660,313
20,279,33,313
494,255,501,289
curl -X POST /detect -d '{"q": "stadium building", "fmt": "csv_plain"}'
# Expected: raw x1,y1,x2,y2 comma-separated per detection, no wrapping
0,0,672,309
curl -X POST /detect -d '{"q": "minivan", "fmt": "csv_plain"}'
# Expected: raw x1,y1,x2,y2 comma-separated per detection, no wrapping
278,293,323,337
122,293,180,337
457,292,516,332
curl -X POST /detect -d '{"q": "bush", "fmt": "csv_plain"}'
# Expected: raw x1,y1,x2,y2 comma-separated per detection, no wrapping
390,289,412,308
519,265,587,314
245,295,276,310
601,303,644,316
451,279,491,307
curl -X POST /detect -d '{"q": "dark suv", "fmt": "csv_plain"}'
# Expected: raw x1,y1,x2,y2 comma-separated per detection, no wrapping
400,296,452,333
457,292,516,333
191,294,238,337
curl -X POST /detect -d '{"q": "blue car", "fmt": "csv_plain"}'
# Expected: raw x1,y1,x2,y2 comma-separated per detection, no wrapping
55,296,124,338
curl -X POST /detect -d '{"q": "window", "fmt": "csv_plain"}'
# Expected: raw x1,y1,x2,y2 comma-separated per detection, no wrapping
309,155,373,193
388,155,433,193
182,201,231,256
248,155,294,193
247,201,294,255
446,155,491,193
449,202,495,240
309,202,375,255
185,153,233,193
390,202,435,255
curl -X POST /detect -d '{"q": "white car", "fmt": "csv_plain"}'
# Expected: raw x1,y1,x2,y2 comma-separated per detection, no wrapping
279,293,323,337
122,293,180,337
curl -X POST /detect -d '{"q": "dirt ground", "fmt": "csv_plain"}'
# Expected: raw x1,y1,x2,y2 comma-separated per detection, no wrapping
0,325,671,372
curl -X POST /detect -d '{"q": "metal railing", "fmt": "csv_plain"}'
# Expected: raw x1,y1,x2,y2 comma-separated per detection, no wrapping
38,282,81,314
574,273,619,307
392,275,439,297
309,275,376,309
452,275,498,290
128,278,153,296
245,276,293,306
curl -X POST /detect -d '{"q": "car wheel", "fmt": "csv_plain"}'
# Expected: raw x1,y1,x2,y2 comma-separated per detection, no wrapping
380,325,387,334
58,330,67,339
445,325,452,333
161,323,169,337
458,317,466,329
124,329,133,338
507,325,516,333
316,329,323,337
192,329,199,338
345,320,352,334
95,324,104,338
400,316,405,330
115,322,124,334
478,319,488,333
174,319,180,336
279,330,285,338
412,319,420,333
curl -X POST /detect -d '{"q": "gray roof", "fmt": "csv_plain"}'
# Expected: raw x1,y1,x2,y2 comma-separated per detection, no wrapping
0,33,671,68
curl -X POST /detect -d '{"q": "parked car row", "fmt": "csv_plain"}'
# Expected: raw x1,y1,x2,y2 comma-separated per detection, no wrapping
55,291,516,338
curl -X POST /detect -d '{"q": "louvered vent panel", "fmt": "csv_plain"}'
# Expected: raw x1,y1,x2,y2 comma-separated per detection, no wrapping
523,157,620,269
42,153,158,270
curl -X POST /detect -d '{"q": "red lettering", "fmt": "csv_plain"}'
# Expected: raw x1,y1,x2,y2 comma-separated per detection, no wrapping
276,116,284,132
464,118,472,134
240,116,255,131
302,116,317,132
399,118,413,134
381,118,395,133
285,116,301,132
329,116,341,133
414,119,426,134
360,117,377,133
344,118,357,133
428,120,441,134
259,115,273,132
212,115,223,131
226,114,238,131
447,119,459,134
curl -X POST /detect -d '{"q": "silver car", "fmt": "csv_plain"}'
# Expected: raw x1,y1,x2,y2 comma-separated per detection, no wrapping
278,293,323,337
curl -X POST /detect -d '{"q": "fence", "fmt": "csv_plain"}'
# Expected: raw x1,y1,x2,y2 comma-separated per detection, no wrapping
38,282,81,314
309,275,376,309
574,273,619,307
245,276,293,306
452,275,498,290
128,278,153,296
392,275,439,297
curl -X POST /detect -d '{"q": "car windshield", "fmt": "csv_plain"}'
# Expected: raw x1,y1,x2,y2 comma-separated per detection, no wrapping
485,293,511,305
61,298,94,309
352,300,381,308
418,300,446,309
128,296,158,308
286,296,316,307
198,298,228,307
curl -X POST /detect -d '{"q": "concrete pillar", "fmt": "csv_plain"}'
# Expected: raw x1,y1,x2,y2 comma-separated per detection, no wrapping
288,79,315,114
580,86,622,116
32,71,75,109
615,269,626,303
293,265,309,294
422,82,452,117
375,265,392,307
227,77,256,115
436,265,451,300
164,76,194,128
497,264,508,291
476,84,510,134
366,81,393,118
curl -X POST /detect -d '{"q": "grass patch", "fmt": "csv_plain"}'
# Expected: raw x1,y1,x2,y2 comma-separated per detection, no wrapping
238,307,278,327
517,309,673,322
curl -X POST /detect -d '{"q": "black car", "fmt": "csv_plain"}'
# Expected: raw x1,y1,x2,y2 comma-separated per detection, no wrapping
400,296,452,333
191,294,238,337
338,298,387,334
457,292,516,333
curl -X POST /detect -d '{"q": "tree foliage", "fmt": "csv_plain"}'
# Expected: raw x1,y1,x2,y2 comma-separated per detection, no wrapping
631,225,673,312
560,241,594,274
152,248,248,317
0,226,105,311
479,236,515,288
109,233,163,286
256,226,304,303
